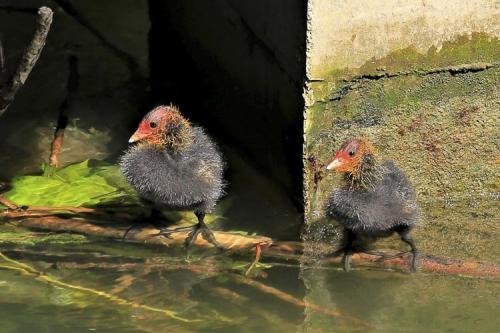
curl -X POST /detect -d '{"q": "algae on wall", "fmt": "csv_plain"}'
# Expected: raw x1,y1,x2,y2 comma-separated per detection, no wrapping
304,0,500,262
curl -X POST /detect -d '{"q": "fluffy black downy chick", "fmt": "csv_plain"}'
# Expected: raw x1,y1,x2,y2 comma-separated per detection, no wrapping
120,105,225,251
325,138,418,272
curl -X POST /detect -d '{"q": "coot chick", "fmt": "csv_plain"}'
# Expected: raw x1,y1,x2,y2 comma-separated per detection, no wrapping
325,138,418,272
120,105,225,251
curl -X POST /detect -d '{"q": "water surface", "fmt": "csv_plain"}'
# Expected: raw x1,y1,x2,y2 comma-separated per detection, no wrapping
0,238,497,333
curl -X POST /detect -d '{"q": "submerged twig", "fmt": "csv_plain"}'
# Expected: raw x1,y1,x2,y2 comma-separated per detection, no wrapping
205,286,297,329
0,7,53,117
233,275,372,327
0,251,196,322
3,248,369,327
244,242,268,276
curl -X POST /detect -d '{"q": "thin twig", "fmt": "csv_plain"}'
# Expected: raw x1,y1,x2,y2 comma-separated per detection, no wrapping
0,6,53,117
206,286,297,329
48,118,67,168
233,275,372,327
48,55,78,168
244,242,268,276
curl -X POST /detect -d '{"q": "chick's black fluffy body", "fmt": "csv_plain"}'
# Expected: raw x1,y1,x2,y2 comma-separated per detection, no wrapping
326,160,418,238
324,138,419,272
120,126,225,214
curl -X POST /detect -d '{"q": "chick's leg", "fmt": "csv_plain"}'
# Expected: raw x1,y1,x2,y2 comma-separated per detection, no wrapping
327,229,356,271
342,229,356,272
398,228,418,273
184,212,221,252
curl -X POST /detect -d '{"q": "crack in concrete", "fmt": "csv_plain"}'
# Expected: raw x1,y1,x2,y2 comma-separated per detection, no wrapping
326,62,500,102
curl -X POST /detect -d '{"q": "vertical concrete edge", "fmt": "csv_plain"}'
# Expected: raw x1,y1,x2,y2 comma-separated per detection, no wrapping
303,0,315,225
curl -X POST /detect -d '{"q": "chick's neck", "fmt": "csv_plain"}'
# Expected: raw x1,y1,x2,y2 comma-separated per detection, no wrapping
344,153,382,189
163,118,193,151
145,116,193,151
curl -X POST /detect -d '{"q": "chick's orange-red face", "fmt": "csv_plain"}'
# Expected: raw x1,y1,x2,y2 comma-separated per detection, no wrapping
128,106,178,144
326,139,364,173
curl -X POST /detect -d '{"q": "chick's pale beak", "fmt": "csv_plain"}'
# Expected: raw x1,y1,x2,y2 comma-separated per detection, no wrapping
128,131,143,143
326,158,342,170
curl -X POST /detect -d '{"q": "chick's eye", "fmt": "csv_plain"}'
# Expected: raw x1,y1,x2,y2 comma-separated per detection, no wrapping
149,122,157,128
348,150,356,157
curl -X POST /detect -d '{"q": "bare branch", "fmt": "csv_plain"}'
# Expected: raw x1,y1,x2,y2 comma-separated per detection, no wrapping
0,6,53,117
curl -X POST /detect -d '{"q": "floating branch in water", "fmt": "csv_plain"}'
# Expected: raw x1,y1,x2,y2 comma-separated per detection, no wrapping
2,209,499,278
13,215,272,251
318,250,500,278
0,7,53,117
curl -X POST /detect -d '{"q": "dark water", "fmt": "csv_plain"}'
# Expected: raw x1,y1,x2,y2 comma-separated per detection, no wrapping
0,239,498,333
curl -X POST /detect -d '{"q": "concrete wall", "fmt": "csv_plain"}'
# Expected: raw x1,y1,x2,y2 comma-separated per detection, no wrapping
149,0,307,200
302,1,499,330
304,0,500,261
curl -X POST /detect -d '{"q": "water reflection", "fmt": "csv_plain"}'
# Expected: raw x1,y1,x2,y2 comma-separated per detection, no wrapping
0,239,498,333
300,265,499,332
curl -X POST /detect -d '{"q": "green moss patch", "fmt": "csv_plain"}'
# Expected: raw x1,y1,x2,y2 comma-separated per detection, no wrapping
305,40,500,261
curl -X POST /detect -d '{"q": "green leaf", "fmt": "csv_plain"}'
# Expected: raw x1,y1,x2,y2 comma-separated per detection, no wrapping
2,160,142,208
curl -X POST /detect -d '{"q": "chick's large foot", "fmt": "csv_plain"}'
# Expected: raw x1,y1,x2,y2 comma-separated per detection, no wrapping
156,225,198,238
184,221,220,250
182,212,221,257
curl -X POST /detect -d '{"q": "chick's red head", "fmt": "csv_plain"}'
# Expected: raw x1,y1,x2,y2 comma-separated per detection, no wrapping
326,138,376,173
128,105,188,145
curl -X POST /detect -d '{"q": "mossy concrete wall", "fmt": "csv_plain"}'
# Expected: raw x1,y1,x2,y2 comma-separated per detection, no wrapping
304,0,499,262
